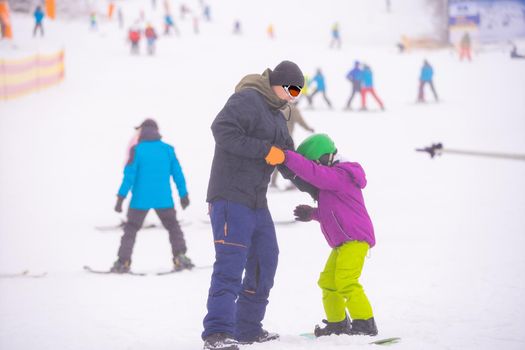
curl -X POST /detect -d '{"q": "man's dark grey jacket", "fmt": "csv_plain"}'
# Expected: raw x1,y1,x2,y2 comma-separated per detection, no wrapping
206,70,294,209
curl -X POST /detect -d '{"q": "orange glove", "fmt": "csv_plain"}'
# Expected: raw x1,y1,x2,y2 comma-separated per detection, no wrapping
265,146,285,165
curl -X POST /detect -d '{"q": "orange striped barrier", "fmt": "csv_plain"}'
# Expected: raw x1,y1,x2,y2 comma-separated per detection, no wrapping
0,50,65,100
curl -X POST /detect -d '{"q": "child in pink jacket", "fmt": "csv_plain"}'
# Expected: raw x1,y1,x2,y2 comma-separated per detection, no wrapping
283,133,378,337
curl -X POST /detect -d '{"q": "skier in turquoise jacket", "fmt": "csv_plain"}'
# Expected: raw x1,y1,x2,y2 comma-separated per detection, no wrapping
112,118,193,273
283,133,378,338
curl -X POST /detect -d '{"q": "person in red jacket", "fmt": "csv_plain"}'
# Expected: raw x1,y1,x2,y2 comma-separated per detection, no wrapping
144,23,158,55
128,25,141,55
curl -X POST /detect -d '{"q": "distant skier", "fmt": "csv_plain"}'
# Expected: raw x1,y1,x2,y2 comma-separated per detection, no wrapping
344,61,362,110
417,59,438,103
89,12,98,31
117,7,124,29
33,5,45,37
164,13,179,35
233,19,241,35
360,64,384,111
459,32,472,62
180,4,190,20
267,23,274,39
511,44,525,59
307,68,333,109
112,119,193,273
128,25,141,54
270,103,314,189
284,133,378,338
297,74,310,105
144,23,158,55
203,4,211,21
329,22,341,49
193,16,199,34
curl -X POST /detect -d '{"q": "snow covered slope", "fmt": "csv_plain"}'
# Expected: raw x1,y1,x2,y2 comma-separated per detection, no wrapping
1,1,524,349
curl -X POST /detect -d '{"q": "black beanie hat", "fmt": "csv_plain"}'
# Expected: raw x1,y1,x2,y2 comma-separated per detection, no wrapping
135,118,158,130
269,60,304,87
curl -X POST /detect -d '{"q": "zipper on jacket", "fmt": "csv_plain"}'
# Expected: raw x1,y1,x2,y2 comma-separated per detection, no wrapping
331,211,352,240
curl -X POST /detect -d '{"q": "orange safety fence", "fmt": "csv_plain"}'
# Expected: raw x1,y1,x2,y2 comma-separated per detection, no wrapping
0,50,65,100
45,0,56,20
0,1,13,39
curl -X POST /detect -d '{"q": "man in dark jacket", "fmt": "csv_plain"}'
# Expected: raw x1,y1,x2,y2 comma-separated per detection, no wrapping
202,61,304,350
112,119,193,273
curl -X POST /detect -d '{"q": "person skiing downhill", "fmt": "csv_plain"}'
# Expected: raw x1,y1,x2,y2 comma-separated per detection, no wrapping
128,24,141,54
344,61,362,110
417,59,438,103
307,68,333,109
33,5,44,37
112,119,193,273
283,133,378,337
459,32,472,62
144,23,158,55
202,61,305,350
360,64,384,111
330,22,341,49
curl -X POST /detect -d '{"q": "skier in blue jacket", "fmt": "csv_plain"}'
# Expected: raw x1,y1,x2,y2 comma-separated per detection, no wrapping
33,6,45,37
307,68,333,109
417,59,438,103
112,119,193,273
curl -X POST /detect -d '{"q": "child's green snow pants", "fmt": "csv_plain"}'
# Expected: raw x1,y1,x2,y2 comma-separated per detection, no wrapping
318,240,374,322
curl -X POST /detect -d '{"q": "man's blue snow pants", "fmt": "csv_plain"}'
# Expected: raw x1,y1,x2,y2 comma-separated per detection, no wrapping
202,200,279,342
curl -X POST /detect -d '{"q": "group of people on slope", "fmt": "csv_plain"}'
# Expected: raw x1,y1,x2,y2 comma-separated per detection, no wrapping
110,60,379,350
128,22,158,55
344,61,385,111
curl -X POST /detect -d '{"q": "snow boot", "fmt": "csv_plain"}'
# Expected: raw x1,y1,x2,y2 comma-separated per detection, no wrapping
314,316,352,337
173,253,194,271
110,258,131,273
203,333,239,350
238,329,280,344
349,317,378,336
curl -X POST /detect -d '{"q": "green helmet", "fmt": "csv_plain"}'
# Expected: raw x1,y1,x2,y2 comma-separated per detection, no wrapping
296,134,337,161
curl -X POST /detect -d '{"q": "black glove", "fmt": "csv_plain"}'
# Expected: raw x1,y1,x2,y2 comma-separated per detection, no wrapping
294,204,314,222
114,195,125,213
180,195,190,210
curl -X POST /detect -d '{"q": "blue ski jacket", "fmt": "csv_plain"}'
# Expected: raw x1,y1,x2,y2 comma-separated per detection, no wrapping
34,8,45,24
118,140,188,210
361,68,374,88
309,73,326,91
420,64,434,82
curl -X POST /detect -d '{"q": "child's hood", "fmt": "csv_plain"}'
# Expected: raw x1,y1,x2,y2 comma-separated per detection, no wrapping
336,160,367,189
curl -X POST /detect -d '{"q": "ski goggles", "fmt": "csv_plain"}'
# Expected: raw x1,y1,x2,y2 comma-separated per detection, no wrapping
283,85,302,98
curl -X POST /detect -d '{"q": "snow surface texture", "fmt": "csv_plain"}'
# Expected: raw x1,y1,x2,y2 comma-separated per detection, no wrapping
1,0,525,349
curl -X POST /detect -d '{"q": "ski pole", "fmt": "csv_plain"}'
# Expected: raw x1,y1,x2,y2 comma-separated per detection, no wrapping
415,143,525,161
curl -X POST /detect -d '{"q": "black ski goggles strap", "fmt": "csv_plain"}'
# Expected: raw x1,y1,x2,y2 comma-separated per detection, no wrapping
316,153,336,166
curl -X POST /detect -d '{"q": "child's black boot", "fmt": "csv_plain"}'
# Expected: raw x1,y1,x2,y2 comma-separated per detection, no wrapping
349,317,378,336
314,316,351,337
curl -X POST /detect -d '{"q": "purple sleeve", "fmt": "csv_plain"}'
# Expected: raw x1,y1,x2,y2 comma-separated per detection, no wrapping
284,150,351,191
312,208,320,222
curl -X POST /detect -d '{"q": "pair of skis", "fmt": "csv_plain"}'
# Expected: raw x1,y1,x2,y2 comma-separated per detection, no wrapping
83,265,211,276
0,270,47,278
